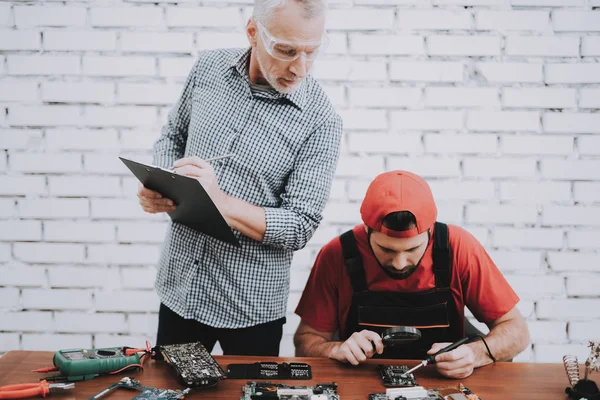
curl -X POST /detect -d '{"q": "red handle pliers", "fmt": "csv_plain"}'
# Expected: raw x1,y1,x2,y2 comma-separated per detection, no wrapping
0,380,74,399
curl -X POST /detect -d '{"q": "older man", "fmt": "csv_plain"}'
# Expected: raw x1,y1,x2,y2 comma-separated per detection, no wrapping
138,0,341,356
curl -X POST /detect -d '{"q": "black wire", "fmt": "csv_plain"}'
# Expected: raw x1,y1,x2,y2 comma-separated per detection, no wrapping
473,334,496,363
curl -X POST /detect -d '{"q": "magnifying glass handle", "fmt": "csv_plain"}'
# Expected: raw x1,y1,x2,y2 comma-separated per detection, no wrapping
425,336,476,365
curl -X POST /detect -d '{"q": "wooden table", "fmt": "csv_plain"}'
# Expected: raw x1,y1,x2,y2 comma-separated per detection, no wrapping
0,351,571,399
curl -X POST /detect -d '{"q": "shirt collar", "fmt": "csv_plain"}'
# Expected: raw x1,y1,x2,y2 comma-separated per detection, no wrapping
228,47,307,111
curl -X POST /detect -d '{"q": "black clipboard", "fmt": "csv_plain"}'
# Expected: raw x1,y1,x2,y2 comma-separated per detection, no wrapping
120,157,240,247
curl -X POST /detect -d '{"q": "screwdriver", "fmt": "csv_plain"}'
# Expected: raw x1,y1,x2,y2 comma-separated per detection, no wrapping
402,335,478,376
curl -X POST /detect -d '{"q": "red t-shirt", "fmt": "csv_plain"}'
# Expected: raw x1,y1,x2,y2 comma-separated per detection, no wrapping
295,224,519,336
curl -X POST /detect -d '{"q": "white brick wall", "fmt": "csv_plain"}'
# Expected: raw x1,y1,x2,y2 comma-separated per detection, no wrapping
0,1,598,365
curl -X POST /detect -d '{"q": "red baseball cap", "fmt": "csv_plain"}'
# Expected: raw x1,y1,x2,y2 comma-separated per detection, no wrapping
360,170,437,238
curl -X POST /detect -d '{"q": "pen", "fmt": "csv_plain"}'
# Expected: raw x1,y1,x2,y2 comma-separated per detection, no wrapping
204,153,235,163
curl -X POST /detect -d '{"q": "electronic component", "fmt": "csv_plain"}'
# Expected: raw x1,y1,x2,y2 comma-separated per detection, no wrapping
52,347,141,381
159,342,226,388
564,341,600,400
379,365,418,387
240,381,339,400
227,362,312,380
369,384,481,400
88,377,190,400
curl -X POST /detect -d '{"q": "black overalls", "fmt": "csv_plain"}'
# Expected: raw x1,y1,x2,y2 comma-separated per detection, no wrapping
340,222,464,359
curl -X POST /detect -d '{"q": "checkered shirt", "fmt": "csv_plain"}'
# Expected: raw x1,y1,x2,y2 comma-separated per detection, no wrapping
152,47,343,328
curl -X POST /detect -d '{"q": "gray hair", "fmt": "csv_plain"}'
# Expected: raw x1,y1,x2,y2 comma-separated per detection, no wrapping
253,0,327,25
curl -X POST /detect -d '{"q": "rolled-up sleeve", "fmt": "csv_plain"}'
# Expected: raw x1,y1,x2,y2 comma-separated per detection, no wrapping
262,113,343,250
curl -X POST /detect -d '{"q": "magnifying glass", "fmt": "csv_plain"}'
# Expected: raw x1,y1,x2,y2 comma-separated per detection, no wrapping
381,326,422,347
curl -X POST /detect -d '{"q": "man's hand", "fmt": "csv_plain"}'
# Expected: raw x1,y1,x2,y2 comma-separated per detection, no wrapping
328,330,384,366
172,157,229,212
427,342,475,379
137,183,176,214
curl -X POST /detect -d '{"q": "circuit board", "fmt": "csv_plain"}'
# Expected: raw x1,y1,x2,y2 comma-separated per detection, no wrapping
130,388,189,400
88,377,190,400
379,365,418,387
368,384,482,400
227,362,312,380
240,381,340,399
159,342,226,388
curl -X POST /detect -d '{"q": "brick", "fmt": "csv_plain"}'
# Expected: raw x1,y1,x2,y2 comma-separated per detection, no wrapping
474,62,542,83
463,158,536,178
580,88,600,108
0,30,40,50
329,61,386,82
10,153,81,173
0,153,6,171
55,312,127,333
0,4,10,27
49,176,120,197
582,37,600,56
425,133,497,154
48,266,121,288
466,204,538,225
428,36,501,56
347,180,373,202
349,87,421,108
397,10,472,30
0,243,9,263
0,176,46,196
538,299,600,319
91,7,163,27
23,288,92,310
546,64,600,84
44,31,116,52
128,313,159,335
535,344,588,364
502,135,573,155
503,88,576,109
429,181,495,201
83,106,157,127
158,57,195,78
95,290,160,312
197,32,253,51
0,288,19,309
505,36,579,57
390,61,464,82
0,129,43,150
548,252,600,271
338,109,386,130
120,130,159,151
91,199,160,220
425,87,498,108
22,334,91,351
327,9,394,30
0,81,38,102
388,156,461,178
122,267,155,289
0,311,52,331
567,275,600,297
476,11,549,31
9,106,81,127
18,198,88,218
7,55,80,76
307,225,339,246
87,244,160,265
541,160,600,180
500,182,571,203
118,83,180,105
350,34,423,55
84,153,129,174
46,129,119,151
468,111,539,132
0,199,16,218
348,133,422,154
433,0,505,3
391,111,464,131
14,243,85,264
568,230,600,250
321,85,345,107
505,275,564,299
527,321,567,343
462,226,489,245
436,202,464,224
0,266,46,287
553,11,600,32
84,56,155,77
512,0,583,4
42,82,114,104
44,221,115,243
545,113,600,134
14,6,85,28
322,202,361,224
166,7,239,27
570,322,600,341
96,333,154,349
0,334,19,353
0,221,42,241
493,228,563,249
544,206,600,227
121,32,194,53
335,156,384,178
117,222,168,243
488,250,543,273
574,182,600,202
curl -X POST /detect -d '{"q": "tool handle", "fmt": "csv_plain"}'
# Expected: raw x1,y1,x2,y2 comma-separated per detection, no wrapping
426,336,475,365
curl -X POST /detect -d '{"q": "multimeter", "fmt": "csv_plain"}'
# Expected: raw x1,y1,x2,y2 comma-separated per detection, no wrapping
52,347,141,381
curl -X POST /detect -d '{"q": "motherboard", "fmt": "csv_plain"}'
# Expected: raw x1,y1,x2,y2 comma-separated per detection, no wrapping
379,365,418,387
240,381,339,399
159,342,226,388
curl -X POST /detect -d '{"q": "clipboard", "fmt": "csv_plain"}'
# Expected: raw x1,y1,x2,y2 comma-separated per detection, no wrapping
119,157,240,247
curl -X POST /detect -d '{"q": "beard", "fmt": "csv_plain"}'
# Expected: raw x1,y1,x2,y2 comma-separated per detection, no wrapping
255,49,299,95
380,264,418,280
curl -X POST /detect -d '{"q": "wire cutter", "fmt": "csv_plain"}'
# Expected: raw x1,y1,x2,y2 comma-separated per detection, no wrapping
0,380,74,399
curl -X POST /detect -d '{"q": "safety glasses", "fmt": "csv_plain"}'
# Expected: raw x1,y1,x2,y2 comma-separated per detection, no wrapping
255,20,329,62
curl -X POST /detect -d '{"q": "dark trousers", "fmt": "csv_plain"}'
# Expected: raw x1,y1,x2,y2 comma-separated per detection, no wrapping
156,303,285,356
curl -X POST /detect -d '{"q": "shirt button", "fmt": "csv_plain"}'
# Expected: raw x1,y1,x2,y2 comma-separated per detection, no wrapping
233,128,239,133
193,260,199,265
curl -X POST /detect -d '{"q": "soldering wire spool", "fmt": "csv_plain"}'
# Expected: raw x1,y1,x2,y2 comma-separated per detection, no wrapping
564,354,580,387
381,327,422,347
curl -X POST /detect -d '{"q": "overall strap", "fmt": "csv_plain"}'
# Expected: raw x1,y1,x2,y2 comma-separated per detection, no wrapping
340,230,368,293
432,222,451,289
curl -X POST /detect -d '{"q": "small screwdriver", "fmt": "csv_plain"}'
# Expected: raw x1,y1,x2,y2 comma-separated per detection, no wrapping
402,335,478,376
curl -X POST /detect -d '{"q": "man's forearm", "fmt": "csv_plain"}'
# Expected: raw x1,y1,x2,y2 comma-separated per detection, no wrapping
294,333,340,358
221,194,266,242
468,319,530,368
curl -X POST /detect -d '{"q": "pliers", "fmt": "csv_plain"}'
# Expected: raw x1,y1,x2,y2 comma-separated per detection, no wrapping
0,380,74,399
